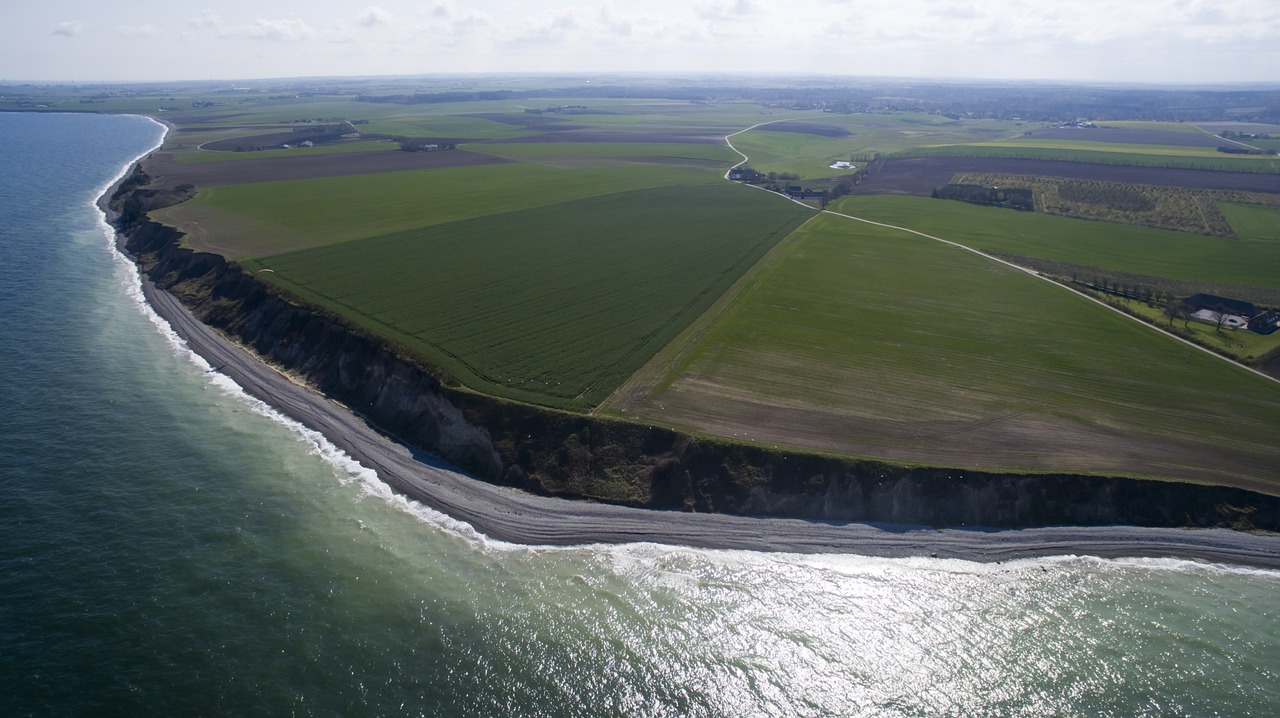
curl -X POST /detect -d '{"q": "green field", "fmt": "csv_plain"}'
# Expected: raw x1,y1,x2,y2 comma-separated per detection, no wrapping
972,138,1239,158
69,83,1277,491
610,212,1280,486
1120,299,1279,361
893,143,1280,173
175,140,399,164
254,183,813,409
1222,203,1280,242
828,195,1280,290
154,162,727,258
730,113,1027,178
1098,121,1207,133
463,142,738,169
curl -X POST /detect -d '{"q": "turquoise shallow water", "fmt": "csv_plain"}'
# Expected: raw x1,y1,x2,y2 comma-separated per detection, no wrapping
1,111,1278,717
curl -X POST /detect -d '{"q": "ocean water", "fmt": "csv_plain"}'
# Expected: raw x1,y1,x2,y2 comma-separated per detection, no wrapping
1,110,1278,717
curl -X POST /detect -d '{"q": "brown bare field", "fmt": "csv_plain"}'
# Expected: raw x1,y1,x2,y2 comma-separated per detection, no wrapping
851,157,1280,196
143,148,512,187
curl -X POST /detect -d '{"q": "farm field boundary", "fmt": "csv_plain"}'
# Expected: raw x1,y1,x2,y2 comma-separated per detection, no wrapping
828,195,1280,290
607,211,1280,490
850,157,1280,197
894,144,1280,173
252,182,813,409
151,161,725,258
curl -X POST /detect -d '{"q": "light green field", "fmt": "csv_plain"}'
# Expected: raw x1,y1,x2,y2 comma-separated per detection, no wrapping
174,140,399,163
357,98,785,140
1121,300,1280,361
1222,203,1280,242
462,142,738,168
969,138,1248,159
1096,121,1206,133
730,113,1028,178
356,114,536,140
829,195,1280,289
611,212,1280,486
153,162,725,258
253,184,813,409
894,143,1280,173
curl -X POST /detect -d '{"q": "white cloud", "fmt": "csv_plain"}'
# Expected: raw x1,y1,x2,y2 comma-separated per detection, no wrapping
357,7,394,27
52,21,82,37
696,0,759,21
190,10,223,30
118,24,161,38
243,18,317,42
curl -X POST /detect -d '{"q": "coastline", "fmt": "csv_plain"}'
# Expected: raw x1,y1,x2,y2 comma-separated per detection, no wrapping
115,228,1280,570
100,122,1280,570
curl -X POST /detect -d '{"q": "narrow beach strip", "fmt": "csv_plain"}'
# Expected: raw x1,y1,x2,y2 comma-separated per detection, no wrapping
132,267,1280,568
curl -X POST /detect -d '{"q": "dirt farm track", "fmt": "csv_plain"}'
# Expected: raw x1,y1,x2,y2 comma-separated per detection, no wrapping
851,157,1280,196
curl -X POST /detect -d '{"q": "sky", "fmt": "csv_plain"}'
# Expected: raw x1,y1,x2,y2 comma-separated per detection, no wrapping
3,0,1278,85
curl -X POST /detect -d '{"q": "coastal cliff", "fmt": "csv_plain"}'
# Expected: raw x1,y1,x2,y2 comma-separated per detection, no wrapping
111,168,1280,533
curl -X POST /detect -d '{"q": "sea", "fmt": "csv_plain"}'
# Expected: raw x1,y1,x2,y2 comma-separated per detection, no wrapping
1,111,1277,717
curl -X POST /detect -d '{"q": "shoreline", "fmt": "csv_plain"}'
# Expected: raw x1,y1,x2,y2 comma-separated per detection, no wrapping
124,241,1280,569
101,123,1280,570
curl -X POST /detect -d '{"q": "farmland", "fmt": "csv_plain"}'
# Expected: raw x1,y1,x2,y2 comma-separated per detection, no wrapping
728,113,1026,178
58,77,1275,494
827,195,1280,290
606,212,1280,488
462,142,738,169
948,173,1280,236
893,143,1280,173
252,183,812,409
152,161,726,257
1222,203,1280,242
845,157,1280,197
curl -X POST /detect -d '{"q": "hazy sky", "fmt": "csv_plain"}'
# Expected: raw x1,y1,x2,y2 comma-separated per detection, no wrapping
4,0,1277,84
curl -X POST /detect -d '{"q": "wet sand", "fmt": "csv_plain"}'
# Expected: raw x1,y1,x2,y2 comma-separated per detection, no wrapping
130,271,1280,569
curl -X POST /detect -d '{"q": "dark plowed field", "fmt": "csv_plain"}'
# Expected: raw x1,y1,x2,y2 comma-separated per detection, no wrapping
1023,127,1226,147
495,131,726,144
146,148,513,187
849,157,1280,196
762,122,853,137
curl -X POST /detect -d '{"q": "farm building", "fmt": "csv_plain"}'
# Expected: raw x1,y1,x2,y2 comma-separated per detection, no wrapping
1249,311,1278,335
1181,293,1278,334
1183,293,1257,318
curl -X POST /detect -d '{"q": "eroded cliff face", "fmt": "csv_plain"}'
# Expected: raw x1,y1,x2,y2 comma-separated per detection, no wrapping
112,178,1280,533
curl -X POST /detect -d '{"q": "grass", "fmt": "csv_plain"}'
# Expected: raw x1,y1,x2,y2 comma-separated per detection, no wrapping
462,142,739,168
152,162,726,258
1222,203,1280,242
612,212,1280,486
894,143,1280,173
252,183,813,410
357,114,537,140
1097,121,1207,134
968,138,1247,158
1118,299,1280,361
174,140,399,163
730,113,1028,178
828,195,1280,290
